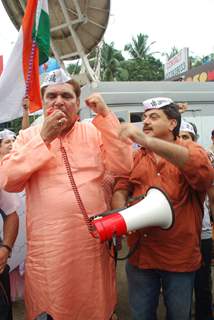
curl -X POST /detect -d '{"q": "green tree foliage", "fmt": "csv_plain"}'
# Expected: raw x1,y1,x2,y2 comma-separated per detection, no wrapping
121,56,164,81
190,53,214,68
100,42,126,81
0,118,22,135
67,35,214,82
189,55,203,68
67,61,81,75
1,115,40,135
124,33,158,60
162,46,180,60
98,37,163,81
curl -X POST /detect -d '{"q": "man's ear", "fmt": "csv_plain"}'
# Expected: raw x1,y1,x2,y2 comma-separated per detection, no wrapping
169,119,177,132
76,98,80,110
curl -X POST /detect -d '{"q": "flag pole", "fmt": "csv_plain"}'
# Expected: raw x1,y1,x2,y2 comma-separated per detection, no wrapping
25,39,37,97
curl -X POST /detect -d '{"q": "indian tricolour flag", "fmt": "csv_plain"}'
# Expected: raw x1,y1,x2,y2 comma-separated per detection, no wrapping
0,0,50,123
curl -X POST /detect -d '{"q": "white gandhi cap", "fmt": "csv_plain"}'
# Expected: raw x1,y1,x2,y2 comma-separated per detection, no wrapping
180,119,195,135
41,68,71,88
143,97,174,111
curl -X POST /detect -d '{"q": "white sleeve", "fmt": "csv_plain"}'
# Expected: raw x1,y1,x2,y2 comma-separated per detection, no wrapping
0,190,19,215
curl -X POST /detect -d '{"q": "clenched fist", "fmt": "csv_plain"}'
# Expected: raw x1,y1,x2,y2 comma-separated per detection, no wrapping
118,123,148,147
85,93,110,117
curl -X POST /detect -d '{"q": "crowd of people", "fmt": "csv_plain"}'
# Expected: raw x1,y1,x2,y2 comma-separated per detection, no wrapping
0,70,214,320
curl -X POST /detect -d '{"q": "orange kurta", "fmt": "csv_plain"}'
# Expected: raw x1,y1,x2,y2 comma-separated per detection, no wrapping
2,112,133,320
114,140,214,272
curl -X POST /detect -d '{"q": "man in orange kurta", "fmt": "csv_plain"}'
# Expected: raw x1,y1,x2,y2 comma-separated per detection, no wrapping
113,97,214,320
2,72,133,320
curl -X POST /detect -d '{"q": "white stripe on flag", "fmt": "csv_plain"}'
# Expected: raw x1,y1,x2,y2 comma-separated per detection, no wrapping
0,28,25,123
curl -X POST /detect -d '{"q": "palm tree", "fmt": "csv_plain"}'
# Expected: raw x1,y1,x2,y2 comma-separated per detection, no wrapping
100,42,126,81
162,46,180,61
67,61,81,75
124,33,158,60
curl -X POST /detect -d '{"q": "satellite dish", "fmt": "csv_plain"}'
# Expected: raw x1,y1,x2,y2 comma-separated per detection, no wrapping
1,0,111,81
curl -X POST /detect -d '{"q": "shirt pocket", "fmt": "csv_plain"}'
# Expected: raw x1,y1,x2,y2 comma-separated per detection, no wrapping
68,142,102,170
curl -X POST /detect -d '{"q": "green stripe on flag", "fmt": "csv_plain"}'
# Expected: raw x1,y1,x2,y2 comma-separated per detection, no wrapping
33,8,50,65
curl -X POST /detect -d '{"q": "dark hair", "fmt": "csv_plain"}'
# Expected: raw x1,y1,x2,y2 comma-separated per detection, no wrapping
118,117,125,123
160,103,181,140
41,79,81,99
130,113,142,123
189,122,199,141
212,130,214,137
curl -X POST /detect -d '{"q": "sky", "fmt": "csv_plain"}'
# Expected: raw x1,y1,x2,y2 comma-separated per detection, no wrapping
104,0,214,61
0,0,214,64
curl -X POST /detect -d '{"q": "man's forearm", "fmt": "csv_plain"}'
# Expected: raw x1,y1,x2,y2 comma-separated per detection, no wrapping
145,136,189,168
3,212,19,248
22,110,30,130
93,112,133,175
111,189,128,210
119,123,189,168
207,185,214,219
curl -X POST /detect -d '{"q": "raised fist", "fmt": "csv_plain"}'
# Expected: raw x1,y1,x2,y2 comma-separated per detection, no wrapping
85,93,110,117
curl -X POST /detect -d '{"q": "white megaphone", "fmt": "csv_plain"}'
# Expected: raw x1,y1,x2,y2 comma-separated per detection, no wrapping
92,187,174,242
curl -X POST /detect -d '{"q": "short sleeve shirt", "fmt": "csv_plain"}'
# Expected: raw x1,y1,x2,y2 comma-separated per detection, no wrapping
0,190,18,216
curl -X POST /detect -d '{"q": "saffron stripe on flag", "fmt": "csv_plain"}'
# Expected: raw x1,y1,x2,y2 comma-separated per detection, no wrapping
0,0,50,122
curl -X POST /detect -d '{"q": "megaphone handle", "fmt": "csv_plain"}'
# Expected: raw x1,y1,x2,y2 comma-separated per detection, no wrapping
109,234,124,267
112,234,122,251
107,234,142,262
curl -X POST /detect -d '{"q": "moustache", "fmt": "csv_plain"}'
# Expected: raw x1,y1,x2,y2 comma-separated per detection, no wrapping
143,126,152,130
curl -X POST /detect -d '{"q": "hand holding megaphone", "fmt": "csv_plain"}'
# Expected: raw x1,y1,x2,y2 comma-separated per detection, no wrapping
92,187,174,242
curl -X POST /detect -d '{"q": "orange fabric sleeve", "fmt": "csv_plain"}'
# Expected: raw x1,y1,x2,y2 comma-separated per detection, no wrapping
2,128,54,192
113,149,142,192
181,141,214,191
93,112,133,177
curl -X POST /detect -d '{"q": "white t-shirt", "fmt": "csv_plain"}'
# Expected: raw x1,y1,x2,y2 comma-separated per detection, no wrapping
201,199,212,239
0,189,18,216
201,180,214,240
0,190,19,242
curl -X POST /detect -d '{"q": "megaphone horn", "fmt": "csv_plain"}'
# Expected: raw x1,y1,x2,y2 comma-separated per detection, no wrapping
93,187,174,242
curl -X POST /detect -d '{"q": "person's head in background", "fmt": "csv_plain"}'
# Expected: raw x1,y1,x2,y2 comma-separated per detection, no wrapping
211,130,214,145
0,129,16,160
180,121,214,167
179,119,198,142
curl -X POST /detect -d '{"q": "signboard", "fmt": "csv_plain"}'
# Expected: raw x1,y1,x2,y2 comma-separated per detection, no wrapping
164,48,189,80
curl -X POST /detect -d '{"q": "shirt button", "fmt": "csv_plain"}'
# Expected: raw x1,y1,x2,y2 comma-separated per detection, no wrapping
157,173,160,176
143,234,148,238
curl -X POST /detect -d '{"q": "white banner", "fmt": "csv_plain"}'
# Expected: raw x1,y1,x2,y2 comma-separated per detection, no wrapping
164,48,189,80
